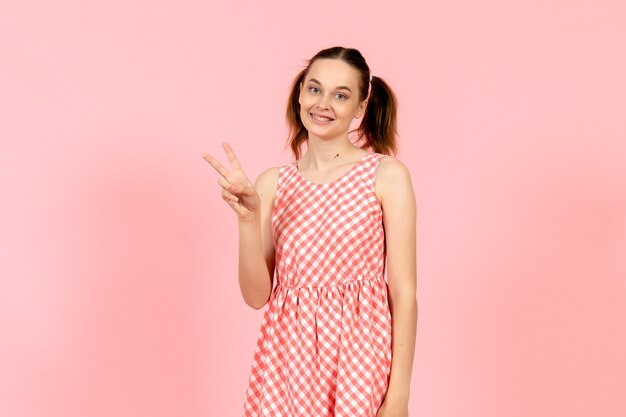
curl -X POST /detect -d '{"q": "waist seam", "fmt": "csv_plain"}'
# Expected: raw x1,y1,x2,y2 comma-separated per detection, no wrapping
275,275,385,290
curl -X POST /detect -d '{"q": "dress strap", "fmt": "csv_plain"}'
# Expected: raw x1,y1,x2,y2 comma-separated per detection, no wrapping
273,162,292,211
366,152,387,181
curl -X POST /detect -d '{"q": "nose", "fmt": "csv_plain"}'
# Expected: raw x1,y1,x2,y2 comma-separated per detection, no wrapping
316,93,331,109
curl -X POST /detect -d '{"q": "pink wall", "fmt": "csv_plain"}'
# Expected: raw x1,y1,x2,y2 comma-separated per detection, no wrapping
1,1,624,416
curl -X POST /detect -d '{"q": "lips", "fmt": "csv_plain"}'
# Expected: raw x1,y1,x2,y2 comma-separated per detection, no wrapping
310,113,334,121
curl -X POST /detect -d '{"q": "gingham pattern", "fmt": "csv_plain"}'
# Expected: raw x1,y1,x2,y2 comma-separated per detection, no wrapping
242,152,392,417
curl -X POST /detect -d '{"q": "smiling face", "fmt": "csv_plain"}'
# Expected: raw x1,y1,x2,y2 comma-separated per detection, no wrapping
298,58,368,142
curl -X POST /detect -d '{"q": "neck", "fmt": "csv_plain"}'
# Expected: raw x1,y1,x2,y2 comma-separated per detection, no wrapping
303,137,361,160
299,139,365,170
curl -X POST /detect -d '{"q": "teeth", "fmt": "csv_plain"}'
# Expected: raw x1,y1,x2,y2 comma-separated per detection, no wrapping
312,113,332,121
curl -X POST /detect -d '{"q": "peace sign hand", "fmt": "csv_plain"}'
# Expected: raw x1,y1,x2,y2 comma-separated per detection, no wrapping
202,142,261,223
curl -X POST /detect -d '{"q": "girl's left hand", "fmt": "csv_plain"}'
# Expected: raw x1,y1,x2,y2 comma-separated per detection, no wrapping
376,398,409,417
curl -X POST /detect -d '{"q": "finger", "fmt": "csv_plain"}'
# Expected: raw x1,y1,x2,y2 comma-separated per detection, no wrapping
202,152,231,180
222,142,243,172
223,194,239,204
225,196,247,217
217,176,244,194
222,189,239,202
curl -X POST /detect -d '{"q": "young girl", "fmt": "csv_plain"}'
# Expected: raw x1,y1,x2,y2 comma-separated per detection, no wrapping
203,46,417,417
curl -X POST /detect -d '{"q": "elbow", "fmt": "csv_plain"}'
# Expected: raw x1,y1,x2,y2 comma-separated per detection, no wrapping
241,271,273,310
247,300,262,310
245,294,270,310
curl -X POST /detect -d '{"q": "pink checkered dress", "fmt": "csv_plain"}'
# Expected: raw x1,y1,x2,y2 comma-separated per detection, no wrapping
242,151,393,417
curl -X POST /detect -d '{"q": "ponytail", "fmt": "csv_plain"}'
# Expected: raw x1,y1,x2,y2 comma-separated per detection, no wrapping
353,74,399,156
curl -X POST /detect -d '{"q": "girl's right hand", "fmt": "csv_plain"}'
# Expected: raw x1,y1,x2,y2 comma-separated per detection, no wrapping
202,142,260,222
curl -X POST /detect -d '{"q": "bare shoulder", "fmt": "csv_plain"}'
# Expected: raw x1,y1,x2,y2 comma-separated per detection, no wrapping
374,155,414,205
254,166,281,203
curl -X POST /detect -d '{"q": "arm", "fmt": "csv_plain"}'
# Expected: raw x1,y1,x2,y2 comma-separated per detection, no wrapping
238,167,278,310
377,156,418,405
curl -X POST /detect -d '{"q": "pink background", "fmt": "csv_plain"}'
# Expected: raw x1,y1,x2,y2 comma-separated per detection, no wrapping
1,1,625,416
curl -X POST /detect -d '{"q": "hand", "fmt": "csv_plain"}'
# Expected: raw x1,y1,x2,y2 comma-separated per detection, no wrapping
202,142,260,222
376,397,409,417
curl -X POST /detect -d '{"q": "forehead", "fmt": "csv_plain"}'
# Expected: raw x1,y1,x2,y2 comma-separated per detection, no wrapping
305,59,360,87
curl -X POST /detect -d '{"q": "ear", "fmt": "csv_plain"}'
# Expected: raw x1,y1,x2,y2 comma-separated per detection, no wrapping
355,99,368,119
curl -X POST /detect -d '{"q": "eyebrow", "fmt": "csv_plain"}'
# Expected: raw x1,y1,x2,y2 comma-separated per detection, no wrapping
308,78,352,93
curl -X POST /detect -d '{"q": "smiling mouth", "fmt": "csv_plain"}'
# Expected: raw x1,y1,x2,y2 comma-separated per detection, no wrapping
311,113,334,122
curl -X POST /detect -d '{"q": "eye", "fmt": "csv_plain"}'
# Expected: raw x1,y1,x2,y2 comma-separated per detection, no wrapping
308,86,320,94
336,93,347,100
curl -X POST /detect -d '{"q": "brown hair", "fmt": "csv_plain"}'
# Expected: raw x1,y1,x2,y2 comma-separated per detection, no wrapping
285,46,399,160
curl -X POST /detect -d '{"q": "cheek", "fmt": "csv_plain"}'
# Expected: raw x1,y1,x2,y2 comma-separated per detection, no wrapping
335,107,353,119
299,94,313,107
